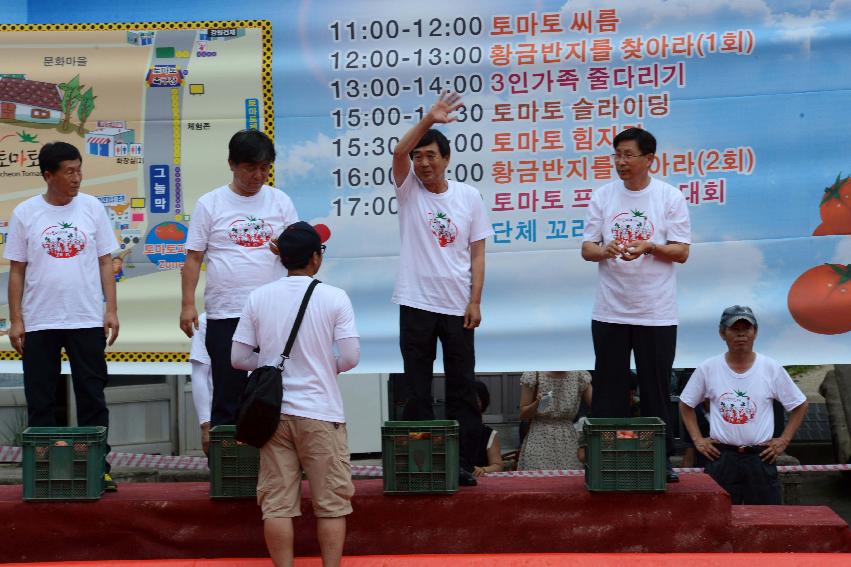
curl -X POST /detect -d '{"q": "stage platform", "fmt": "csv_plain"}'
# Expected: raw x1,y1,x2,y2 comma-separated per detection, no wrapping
0,475,848,562
3,556,851,567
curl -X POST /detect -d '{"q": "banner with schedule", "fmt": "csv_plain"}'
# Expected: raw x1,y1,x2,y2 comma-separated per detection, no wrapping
1,0,850,371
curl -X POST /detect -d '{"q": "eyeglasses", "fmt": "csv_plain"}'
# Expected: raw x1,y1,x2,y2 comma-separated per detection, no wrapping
320,244,326,255
610,153,647,162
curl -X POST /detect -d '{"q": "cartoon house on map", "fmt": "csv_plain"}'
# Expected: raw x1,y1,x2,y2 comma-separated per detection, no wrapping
0,77,62,125
85,127,136,157
127,31,156,46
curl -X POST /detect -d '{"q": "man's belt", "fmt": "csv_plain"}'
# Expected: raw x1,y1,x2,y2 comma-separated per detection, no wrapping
716,443,764,454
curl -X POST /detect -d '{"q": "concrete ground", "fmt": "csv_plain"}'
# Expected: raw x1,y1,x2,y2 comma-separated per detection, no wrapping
796,471,851,523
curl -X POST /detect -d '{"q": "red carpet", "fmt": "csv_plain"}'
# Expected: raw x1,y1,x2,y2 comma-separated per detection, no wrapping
0,475,848,562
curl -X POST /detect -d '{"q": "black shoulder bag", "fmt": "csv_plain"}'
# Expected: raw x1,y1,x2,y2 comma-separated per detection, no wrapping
235,279,320,448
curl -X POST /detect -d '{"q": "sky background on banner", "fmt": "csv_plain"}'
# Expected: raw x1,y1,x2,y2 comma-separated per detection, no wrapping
4,1,851,371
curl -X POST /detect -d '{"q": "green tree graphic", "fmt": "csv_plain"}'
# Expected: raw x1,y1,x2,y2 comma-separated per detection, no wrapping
58,75,83,133
76,87,97,135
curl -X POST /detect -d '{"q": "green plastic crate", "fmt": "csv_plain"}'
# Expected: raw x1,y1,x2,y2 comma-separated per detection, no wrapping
381,420,459,495
22,426,107,501
209,425,260,499
584,417,666,492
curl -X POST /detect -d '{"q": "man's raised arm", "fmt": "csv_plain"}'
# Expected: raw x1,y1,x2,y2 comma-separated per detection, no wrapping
392,90,462,187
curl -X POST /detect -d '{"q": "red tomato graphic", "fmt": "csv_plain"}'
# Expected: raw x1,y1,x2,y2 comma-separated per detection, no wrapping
154,222,186,241
819,175,851,229
610,209,654,246
41,222,87,259
228,216,273,248
787,264,851,335
428,212,457,248
719,390,757,425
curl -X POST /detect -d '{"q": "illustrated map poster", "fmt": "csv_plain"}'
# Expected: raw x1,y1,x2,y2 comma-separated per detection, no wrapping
0,20,271,365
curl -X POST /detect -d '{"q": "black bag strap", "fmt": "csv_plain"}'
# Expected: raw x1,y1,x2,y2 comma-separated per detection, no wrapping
277,278,320,369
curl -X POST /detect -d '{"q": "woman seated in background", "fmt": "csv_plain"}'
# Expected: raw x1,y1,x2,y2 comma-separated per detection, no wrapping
471,380,504,477
517,370,593,471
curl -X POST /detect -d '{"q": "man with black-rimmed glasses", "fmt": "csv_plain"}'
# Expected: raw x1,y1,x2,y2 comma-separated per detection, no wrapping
581,127,691,482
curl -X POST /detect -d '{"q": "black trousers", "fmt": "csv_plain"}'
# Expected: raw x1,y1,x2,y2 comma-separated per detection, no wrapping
705,451,781,504
22,327,111,472
399,305,482,471
206,317,248,427
591,320,677,455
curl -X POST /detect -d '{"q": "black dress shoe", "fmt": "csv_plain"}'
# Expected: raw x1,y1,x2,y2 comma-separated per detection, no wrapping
458,468,478,486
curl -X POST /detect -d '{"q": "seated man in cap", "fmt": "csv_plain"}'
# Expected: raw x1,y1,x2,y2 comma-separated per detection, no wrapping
679,305,808,504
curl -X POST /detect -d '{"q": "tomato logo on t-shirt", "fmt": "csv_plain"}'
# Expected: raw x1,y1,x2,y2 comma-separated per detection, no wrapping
427,211,458,247
719,389,757,425
228,216,273,248
610,209,655,246
41,221,87,258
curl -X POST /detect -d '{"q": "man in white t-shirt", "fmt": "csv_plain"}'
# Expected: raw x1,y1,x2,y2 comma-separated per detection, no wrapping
391,91,494,486
231,222,360,567
680,306,808,504
582,127,691,482
181,129,299,427
4,142,120,491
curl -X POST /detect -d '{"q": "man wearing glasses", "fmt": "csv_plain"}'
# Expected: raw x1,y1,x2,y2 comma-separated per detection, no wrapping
581,127,691,482
181,129,299,427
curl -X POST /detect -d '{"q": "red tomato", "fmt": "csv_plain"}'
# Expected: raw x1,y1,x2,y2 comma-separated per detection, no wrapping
819,175,851,229
787,264,851,335
813,222,851,236
313,223,331,243
154,223,186,241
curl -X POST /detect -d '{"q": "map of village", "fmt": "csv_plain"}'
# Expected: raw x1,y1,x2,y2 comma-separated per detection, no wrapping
0,24,268,300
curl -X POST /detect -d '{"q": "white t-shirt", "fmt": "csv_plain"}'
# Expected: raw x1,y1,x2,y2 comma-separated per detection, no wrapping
583,177,691,325
4,193,118,332
191,361,213,425
189,313,210,365
189,313,212,424
680,353,807,446
185,185,298,319
233,276,359,423
393,169,494,316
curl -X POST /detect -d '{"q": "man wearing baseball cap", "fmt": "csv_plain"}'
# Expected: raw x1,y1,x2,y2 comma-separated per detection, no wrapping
679,305,808,504
231,222,360,565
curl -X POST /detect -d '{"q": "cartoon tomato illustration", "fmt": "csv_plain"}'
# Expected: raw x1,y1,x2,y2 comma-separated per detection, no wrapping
41,221,87,258
610,209,654,246
787,264,851,335
819,174,851,230
427,211,458,247
719,390,757,425
228,216,273,248
154,222,186,242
